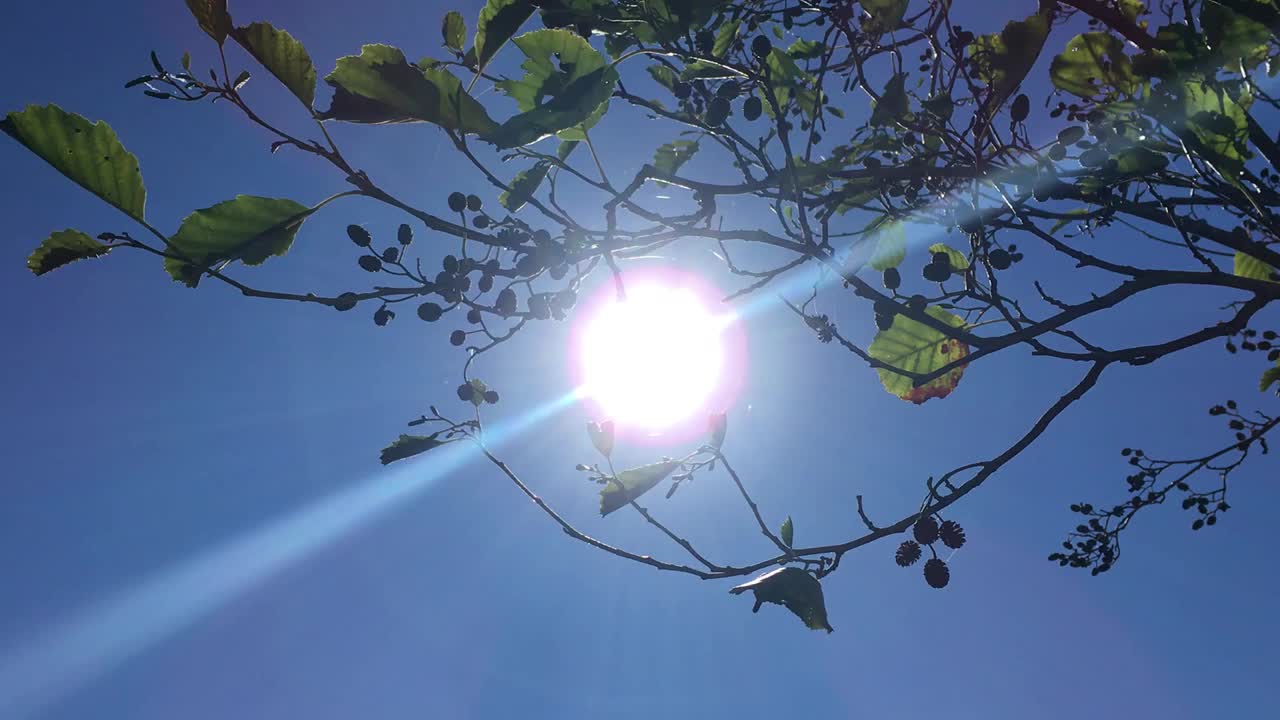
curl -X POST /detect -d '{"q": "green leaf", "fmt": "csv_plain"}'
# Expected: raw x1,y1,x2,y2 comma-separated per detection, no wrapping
787,39,825,60
870,73,908,127
968,13,1049,105
1049,208,1091,234
442,11,467,52
185,0,232,45
652,139,699,184
473,0,536,74
487,29,618,148
862,0,907,37
1261,362,1280,393
928,243,970,273
165,195,314,287
1233,250,1277,282
866,222,906,271
318,45,497,134
1172,80,1252,182
713,19,741,58
27,229,110,276
1202,1,1271,68
868,306,969,404
380,433,452,465
780,516,794,548
233,22,316,108
729,567,833,633
1050,32,1138,98
500,139,577,211
647,65,678,91
1113,146,1171,176
599,460,680,516
2,104,146,222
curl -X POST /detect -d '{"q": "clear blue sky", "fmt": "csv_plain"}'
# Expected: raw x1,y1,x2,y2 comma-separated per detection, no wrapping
1,2,1277,718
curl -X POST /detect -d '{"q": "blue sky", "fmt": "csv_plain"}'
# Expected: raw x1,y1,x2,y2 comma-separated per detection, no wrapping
1,1,1278,718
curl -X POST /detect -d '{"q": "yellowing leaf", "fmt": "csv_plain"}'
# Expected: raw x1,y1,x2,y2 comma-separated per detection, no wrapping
868,306,969,404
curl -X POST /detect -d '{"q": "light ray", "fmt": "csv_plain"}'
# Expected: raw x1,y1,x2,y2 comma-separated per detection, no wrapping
0,391,576,720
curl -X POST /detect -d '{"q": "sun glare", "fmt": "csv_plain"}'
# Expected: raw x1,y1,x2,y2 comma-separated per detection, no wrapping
577,278,737,433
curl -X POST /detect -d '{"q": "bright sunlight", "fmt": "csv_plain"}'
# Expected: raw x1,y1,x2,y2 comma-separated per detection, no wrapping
575,276,738,432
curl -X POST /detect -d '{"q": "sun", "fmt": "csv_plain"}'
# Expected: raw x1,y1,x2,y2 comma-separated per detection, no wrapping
575,276,738,433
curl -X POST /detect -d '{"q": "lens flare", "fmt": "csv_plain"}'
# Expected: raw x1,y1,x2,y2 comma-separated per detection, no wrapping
573,270,745,439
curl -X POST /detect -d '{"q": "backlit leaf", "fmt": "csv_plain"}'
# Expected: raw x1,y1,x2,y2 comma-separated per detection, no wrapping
868,306,969,404
780,516,794,548
652,139,699,184
866,221,906,271
1233,250,1277,282
318,45,496,134
487,30,618,147
233,22,316,108
869,73,908,126
165,195,314,287
862,0,907,37
599,459,680,516
969,13,1049,105
27,229,110,276
1261,362,1280,393
380,433,452,465
729,567,833,632
442,11,467,52
928,243,970,273
3,104,146,222
1202,1,1271,68
587,419,615,457
713,20,741,58
185,0,232,45
1050,32,1138,98
474,0,536,74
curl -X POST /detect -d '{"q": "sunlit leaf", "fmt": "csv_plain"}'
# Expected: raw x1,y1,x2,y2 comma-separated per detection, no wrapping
185,0,232,45
1168,80,1252,182
866,221,906,271
27,229,110,276
165,195,314,287
928,243,969,273
489,29,618,147
380,433,452,465
1201,1,1271,68
1233,250,1277,282
318,45,496,134
599,459,680,516
787,39,825,60
2,104,146,222
868,306,969,404
473,0,536,74
1050,32,1138,98
862,0,907,37
728,567,832,632
233,22,316,108
1262,362,1280,393
969,13,1049,106
780,516,794,548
